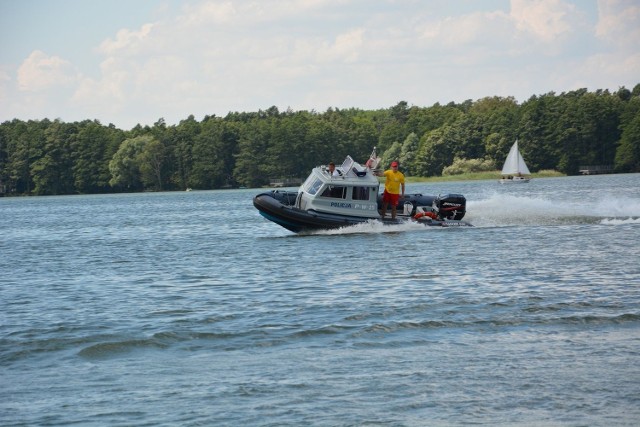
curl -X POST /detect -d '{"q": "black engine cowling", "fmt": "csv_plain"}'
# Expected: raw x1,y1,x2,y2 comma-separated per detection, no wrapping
433,194,466,220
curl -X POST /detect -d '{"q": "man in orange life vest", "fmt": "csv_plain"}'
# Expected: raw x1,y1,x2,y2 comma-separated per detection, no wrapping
380,160,405,219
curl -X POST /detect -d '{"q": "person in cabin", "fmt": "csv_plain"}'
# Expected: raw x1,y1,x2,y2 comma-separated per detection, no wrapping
327,162,342,176
380,161,405,219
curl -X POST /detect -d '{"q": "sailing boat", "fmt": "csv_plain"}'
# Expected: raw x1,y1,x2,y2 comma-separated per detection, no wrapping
499,140,531,184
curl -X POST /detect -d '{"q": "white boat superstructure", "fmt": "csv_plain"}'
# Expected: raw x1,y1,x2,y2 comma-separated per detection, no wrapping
297,155,381,218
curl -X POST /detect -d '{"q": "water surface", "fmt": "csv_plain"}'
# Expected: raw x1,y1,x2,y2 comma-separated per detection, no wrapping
2,174,640,426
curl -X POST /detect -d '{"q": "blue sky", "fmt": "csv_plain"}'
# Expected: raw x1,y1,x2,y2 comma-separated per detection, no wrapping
1,0,638,130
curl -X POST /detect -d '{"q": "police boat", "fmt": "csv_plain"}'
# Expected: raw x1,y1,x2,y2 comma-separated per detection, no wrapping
253,154,472,233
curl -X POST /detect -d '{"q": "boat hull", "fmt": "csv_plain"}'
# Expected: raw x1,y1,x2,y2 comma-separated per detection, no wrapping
253,190,472,233
499,177,530,183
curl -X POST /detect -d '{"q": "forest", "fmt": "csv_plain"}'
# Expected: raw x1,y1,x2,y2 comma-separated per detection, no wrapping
1,84,639,196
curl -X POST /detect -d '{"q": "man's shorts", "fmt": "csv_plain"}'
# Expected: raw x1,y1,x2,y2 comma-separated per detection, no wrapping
382,190,400,206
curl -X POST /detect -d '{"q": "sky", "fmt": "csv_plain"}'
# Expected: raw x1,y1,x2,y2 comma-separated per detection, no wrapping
1,0,639,130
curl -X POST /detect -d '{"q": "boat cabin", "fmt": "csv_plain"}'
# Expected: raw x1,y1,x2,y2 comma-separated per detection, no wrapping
297,156,381,219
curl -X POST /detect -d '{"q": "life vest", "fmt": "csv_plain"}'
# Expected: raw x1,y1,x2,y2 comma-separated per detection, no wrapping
414,211,437,220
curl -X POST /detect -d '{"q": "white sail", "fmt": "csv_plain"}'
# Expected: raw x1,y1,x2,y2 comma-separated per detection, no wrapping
501,140,531,176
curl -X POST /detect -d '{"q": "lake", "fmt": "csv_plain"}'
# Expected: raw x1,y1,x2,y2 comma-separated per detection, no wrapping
1,173,639,426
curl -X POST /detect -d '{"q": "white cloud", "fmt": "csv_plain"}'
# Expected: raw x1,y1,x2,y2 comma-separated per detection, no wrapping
98,23,156,56
0,67,10,100
315,28,365,63
2,0,637,128
420,11,512,48
75,0,594,124
177,1,237,26
568,0,640,92
596,0,640,45
17,50,78,92
73,57,129,108
510,0,580,42
69,0,374,121
419,0,582,51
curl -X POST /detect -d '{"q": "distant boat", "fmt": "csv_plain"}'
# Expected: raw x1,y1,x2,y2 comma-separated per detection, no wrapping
499,140,531,184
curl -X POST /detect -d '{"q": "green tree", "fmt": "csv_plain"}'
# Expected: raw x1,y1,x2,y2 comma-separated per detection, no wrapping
0,124,8,194
414,127,456,176
377,101,411,152
469,96,520,164
266,111,310,179
3,82,640,196
171,115,201,190
191,118,239,189
442,157,496,175
138,138,166,190
31,120,75,195
109,136,152,190
233,119,271,187
347,112,379,160
615,101,640,172
72,120,123,193
519,92,565,172
398,132,419,175
381,141,402,170
4,119,49,194
304,116,344,169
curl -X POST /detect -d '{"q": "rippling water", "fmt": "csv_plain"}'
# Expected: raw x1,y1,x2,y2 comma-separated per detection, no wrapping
2,174,640,426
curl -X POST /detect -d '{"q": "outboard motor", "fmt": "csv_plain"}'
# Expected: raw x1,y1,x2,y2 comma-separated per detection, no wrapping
433,194,466,220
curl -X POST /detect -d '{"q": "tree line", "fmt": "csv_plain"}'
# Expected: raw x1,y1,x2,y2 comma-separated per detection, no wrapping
1,84,639,196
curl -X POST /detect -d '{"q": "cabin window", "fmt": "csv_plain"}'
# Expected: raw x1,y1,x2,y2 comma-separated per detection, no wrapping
320,185,346,199
304,178,323,195
352,186,371,201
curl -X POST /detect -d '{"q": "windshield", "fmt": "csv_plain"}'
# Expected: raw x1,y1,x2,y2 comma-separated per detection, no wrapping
303,177,323,195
